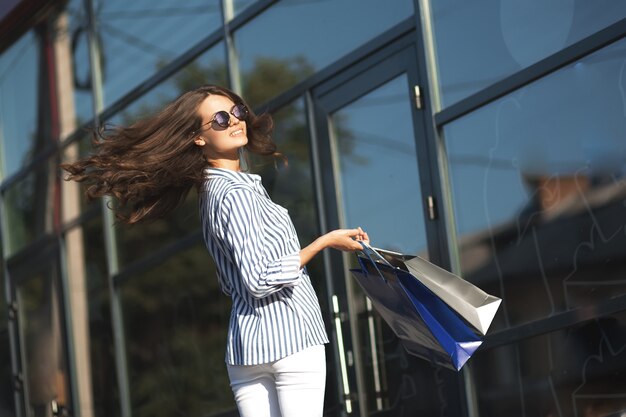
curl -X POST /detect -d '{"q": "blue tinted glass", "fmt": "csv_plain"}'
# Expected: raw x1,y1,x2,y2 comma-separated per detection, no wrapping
0,31,39,179
332,75,427,256
94,0,222,108
235,0,414,106
429,0,626,106
444,38,626,329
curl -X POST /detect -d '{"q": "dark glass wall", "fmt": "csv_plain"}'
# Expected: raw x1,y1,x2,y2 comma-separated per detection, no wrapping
0,0,624,416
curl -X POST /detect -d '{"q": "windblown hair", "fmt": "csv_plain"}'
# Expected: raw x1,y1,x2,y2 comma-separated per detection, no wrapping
62,85,279,224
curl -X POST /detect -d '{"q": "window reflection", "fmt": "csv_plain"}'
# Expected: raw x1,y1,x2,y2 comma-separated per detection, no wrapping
93,0,223,107
67,214,119,417
472,311,626,416
120,244,235,417
0,30,40,179
107,44,227,267
3,158,57,256
14,253,71,417
55,0,94,139
235,0,413,106
331,75,427,256
428,0,626,106
444,37,626,330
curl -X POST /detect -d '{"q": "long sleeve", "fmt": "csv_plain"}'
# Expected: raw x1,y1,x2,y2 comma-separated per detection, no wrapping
200,168,329,365
220,187,302,298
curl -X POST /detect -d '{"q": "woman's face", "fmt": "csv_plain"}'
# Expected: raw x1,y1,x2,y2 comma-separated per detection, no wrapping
194,94,248,161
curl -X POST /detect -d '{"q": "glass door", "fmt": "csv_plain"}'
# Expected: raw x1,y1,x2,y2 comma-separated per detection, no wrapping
313,46,463,417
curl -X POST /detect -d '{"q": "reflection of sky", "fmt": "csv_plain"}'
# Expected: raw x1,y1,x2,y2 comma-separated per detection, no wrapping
445,37,626,236
431,0,626,106
332,75,428,256
235,0,413,76
0,32,38,178
93,0,223,107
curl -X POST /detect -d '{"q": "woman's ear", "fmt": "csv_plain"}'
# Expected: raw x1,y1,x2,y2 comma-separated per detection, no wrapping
194,136,206,147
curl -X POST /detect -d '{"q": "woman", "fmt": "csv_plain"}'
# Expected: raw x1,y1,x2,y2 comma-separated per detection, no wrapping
63,85,368,417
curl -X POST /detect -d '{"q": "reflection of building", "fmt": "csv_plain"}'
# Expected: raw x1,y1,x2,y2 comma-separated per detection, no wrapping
1,1,625,417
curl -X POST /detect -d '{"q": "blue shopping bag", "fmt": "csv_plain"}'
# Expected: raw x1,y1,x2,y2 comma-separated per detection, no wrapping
351,252,482,371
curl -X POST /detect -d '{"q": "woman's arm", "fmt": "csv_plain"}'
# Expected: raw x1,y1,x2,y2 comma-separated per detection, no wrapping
300,227,369,268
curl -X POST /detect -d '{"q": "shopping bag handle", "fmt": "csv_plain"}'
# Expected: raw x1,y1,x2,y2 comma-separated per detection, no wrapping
358,241,394,283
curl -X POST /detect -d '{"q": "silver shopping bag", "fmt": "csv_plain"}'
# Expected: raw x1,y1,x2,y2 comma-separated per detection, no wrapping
352,249,482,370
360,243,501,335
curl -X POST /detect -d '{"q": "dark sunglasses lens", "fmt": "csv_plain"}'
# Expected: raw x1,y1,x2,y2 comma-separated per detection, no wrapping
213,111,230,128
233,104,248,120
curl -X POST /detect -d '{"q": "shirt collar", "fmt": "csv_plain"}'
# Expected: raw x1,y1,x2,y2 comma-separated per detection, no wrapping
204,167,262,186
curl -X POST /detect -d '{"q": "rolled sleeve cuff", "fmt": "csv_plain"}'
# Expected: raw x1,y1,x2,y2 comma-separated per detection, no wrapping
261,252,302,286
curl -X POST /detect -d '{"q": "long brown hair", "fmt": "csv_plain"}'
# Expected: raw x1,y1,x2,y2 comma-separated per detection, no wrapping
62,85,279,224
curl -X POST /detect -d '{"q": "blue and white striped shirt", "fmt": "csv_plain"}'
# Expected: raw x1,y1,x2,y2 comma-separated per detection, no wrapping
199,167,329,365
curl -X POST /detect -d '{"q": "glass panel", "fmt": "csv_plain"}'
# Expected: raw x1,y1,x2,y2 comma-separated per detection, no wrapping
235,0,414,106
3,158,57,256
472,310,626,416
66,214,120,417
0,31,40,179
55,0,94,140
94,0,223,108
15,254,71,417
330,75,446,415
0,330,16,417
444,37,626,330
331,75,427,256
120,244,235,417
106,43,227,267
428,0,626,106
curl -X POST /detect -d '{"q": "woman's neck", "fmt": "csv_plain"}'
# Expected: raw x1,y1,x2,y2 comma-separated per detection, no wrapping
209,157,241,172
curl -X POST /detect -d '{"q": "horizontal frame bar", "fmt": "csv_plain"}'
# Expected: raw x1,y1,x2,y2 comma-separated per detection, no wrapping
482,293,626,350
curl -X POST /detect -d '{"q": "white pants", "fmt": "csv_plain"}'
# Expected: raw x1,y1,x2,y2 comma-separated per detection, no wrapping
226,344,326,417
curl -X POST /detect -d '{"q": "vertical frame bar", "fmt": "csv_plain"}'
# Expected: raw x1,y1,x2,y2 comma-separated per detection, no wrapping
83,0,131,416
221,0,242,94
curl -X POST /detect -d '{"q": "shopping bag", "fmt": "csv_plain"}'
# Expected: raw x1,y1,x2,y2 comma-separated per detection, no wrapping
351,250,482,371
360,243,501,335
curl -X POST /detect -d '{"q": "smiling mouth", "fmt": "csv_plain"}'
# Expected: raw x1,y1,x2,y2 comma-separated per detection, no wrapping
230,129,244,137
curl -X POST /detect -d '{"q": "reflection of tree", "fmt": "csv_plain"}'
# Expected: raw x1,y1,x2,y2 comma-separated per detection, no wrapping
122,244,233,417
242,56,314,108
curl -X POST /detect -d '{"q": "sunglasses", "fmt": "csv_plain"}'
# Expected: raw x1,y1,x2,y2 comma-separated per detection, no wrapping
198,103,249,132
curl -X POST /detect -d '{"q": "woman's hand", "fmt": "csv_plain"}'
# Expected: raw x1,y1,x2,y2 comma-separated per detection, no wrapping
322,227,370,251
300,227,370,267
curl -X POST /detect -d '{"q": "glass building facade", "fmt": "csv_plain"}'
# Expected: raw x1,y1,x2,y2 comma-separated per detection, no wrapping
0,0,625,416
